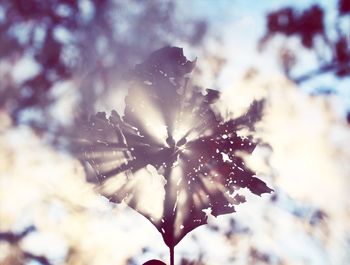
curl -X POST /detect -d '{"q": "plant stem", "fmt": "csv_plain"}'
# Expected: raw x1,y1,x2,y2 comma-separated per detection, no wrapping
169,245,174,265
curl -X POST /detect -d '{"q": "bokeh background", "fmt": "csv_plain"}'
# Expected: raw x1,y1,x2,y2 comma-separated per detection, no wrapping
0,0,349,264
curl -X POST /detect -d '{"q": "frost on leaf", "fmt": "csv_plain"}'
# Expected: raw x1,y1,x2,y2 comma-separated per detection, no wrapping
74,47,273,248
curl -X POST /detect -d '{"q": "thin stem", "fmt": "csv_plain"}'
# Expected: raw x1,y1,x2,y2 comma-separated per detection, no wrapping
169,245,174,265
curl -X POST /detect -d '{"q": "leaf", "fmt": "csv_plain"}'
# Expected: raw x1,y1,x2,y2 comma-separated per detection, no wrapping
143,260,167,265
75,47,273,248
263,5,324,49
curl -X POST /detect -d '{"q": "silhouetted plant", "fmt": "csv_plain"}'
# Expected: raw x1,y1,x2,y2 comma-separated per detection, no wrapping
76,47,273,265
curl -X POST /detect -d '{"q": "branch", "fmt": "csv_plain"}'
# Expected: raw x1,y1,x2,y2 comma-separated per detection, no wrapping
293,62,350,84
0,226,35,243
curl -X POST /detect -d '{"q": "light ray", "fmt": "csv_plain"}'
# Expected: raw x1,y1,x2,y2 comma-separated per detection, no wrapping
125,85,168,145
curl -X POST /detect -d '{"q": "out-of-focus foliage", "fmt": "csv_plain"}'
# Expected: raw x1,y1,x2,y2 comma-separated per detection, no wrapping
0,0,208,126
260,0,350,83
1,1,350,265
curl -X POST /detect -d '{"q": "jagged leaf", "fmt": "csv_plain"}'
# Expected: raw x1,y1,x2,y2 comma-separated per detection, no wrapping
75,47,273,248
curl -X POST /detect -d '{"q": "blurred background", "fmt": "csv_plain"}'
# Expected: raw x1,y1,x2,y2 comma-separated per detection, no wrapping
0,0,349,264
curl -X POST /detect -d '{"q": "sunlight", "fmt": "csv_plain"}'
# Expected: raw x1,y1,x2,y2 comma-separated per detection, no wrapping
126,85,168,146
